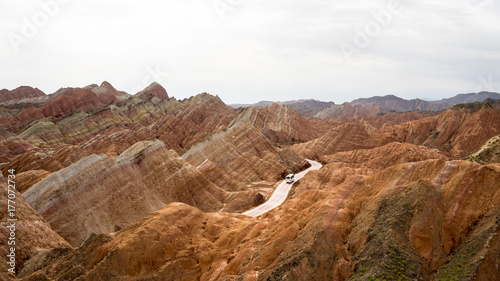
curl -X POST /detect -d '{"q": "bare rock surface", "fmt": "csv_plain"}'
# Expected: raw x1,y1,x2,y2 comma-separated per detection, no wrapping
23,140,227,246
0,86,46,104
0,173,70,280
19,159,500,280
1,84,500,280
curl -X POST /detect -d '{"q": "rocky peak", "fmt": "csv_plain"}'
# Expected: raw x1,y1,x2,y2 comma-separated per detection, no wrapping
181,92,225,108
0,86,46,103
88,81,129,102
136,82,169,99
99,81,128,96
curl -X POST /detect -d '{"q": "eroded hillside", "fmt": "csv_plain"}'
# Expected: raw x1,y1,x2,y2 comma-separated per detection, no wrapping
1,85,499,280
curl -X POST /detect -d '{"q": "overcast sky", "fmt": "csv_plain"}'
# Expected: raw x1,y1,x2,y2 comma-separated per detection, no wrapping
1,0,499,104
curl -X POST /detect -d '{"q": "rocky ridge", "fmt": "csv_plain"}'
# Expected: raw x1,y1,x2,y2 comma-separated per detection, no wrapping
0,86,46,104
293,102,500,159
1,83,500,280
18,159,500,280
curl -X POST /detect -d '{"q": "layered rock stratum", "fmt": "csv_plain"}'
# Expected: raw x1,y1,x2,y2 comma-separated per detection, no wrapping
0,173,70,280
18,159,500,280
0,83,499,280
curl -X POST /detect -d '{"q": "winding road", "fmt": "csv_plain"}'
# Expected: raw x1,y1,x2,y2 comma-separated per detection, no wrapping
242,159,322,217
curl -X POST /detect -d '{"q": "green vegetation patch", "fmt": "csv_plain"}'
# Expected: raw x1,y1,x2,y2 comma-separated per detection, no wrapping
451,102,489,112
348,181,439,280
435,215,500,281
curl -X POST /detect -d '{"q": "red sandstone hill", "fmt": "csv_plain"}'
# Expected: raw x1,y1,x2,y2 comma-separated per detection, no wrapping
136,82,169,99
18,159,500,280
0,174,70,280
0,128,34,163
1,92,321,182
6,87,119,133
234,103,330,143
36,88,118,117
0,86,46,104
293,102,500,160
97,81,129,97
1,83,500,280
87,81,130,101
23,140,228,246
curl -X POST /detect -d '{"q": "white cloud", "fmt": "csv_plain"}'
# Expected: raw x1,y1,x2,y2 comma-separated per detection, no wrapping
1,0,499,104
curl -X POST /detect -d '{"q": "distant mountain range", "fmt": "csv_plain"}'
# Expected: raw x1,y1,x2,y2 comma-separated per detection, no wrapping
351,92,500,112
232,92,500,118
431,92,500,105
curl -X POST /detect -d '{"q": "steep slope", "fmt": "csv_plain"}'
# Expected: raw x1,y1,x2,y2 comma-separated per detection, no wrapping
15,169,51,193
136,82,169,99
292,120,374,159
89,81,130,101
321,142,448,172
23,140,228,246
373,102,500,158
465,134,500,165
182,120,303,186
358,110,438,129
0,93,236,176
171,93,238,149
19,160,500,280
291,142,449,197
294,102,500,160
0,81,131,134
2,92,313,199
13,88,117,132
236,103,330,143
0,128,34,163
0,173,70,280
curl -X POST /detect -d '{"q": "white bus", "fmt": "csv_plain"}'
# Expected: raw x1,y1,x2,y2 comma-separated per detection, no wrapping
285,174,295,184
